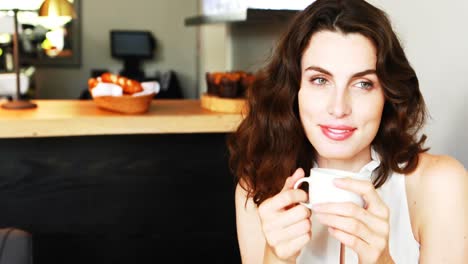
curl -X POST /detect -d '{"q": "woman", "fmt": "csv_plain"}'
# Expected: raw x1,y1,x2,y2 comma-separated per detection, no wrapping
227,0,467,263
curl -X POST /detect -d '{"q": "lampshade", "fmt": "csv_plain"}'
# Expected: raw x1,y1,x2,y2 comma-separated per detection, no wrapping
38,0,76,18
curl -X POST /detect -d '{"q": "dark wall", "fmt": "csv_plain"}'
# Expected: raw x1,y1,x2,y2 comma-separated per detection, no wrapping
0,133,240,263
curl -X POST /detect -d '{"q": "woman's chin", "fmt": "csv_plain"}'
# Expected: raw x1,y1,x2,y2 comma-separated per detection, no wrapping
317,151,355,161
313,144,361,161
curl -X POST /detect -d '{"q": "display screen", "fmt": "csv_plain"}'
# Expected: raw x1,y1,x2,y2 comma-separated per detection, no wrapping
111,30,154,59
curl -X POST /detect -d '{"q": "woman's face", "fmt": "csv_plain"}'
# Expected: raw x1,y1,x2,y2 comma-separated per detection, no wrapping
298,31,385,164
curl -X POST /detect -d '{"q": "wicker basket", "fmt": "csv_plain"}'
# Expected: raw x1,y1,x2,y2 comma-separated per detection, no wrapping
92,93,155,114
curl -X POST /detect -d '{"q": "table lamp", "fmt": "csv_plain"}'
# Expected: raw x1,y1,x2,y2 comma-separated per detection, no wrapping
1,0,75,110
39,0,76,18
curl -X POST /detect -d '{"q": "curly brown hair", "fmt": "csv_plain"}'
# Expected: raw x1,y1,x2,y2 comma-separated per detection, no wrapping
227,0,428,206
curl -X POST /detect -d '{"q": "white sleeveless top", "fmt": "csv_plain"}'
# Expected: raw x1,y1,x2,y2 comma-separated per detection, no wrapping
297,150,420,263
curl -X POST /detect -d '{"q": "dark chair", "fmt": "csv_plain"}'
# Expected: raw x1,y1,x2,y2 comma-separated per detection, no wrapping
0,228,33,264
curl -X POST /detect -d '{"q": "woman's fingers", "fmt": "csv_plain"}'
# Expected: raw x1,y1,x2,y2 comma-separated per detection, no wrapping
260,168,307,220
328,226,388,262
327,227,371,258
268,218,312,247
273,232,312,260
313,202,389,236
282,168,305,192
314,178,391,263
333,178,389,220
261,198,312,261
315,212,381,246
264,204,312,231
259,189,308,220
258,168,312,261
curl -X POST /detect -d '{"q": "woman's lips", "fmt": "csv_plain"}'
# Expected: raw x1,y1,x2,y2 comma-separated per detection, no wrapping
319,125,356,141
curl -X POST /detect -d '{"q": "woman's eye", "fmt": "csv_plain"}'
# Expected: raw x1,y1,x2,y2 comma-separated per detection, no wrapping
311,77,328,85
355,81,373,90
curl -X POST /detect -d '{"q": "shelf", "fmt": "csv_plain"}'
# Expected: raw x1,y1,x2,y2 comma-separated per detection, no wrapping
185,8,299,26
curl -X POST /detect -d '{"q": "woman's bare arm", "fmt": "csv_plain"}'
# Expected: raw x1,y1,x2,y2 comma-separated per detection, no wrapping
235,183,266,264
417,155,468,263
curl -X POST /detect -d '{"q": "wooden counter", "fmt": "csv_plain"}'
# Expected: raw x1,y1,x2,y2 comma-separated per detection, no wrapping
0,99,244,138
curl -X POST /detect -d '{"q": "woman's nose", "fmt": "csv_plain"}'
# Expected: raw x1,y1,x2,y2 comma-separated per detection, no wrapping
326,88,351,118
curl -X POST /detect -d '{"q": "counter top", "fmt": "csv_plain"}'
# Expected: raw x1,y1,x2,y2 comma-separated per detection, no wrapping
0,99,244,138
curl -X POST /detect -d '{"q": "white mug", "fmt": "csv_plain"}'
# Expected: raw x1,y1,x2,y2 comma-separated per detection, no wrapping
293,168,370,209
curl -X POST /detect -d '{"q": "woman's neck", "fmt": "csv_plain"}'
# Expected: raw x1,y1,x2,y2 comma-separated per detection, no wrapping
316,147,372,172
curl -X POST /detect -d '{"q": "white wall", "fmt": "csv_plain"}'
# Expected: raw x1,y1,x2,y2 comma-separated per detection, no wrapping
367,0,468,166
230,22,289,73
35,0,198,99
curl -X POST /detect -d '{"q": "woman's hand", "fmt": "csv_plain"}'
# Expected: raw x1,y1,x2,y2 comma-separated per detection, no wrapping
312,178,394,264
258,168,312,263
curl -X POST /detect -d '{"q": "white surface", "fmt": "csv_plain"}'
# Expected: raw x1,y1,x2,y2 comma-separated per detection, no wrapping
202,0,311,15
246,0,312,10
90,83,123,97
135,81,160,96
0,0,45,10
0,73,30,96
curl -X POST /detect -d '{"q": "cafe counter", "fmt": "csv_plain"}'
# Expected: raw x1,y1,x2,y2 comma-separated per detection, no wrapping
0,99,244,138
0,99,243,264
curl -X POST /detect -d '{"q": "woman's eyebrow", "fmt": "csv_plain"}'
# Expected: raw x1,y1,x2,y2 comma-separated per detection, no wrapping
304,66,376,78
351,69,377,78
304,66,332,75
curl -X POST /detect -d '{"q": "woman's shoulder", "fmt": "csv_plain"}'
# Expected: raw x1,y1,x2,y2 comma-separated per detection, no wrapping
410,152,467,185
235,180,257,211
404,154,467,259
407,152,467,233
406,153,467,197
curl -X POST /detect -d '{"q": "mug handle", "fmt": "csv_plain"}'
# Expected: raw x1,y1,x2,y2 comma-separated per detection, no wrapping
293,177,313,209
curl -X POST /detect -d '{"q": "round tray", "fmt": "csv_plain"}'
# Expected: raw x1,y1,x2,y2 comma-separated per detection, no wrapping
200,93,246,113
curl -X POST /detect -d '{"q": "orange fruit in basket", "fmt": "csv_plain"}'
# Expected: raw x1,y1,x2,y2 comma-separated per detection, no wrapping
117,76,128,88
101,72,118,84
123,79,143,94
88,78,99,90
98,73,143,95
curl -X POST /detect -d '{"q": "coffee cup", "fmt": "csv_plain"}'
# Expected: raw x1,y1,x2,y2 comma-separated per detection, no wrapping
293,168,370,209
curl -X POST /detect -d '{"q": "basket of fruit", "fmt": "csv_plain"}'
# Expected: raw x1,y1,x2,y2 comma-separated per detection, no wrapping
88,73,159,114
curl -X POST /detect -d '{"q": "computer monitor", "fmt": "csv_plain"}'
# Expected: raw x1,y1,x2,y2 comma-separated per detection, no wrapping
110,30,155,81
